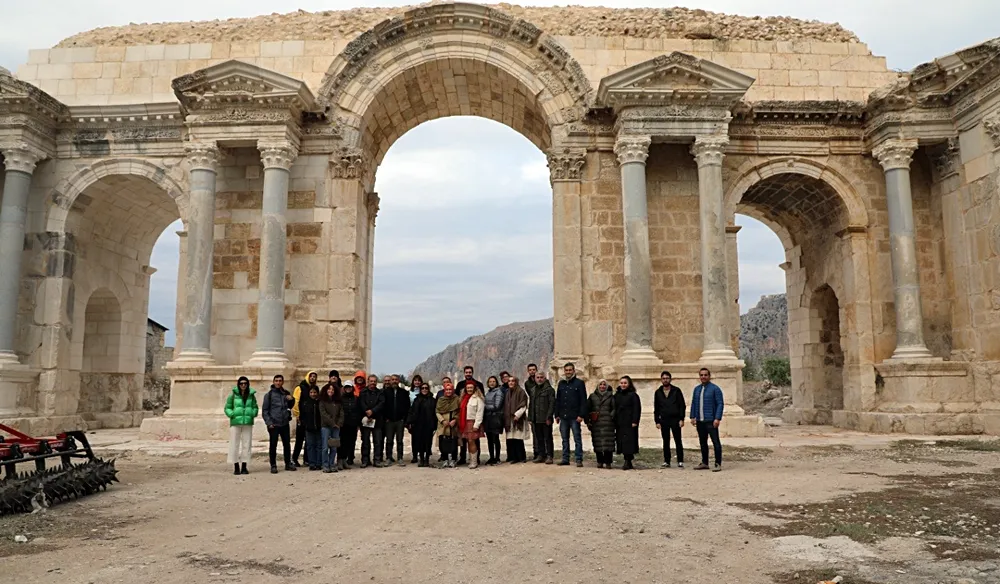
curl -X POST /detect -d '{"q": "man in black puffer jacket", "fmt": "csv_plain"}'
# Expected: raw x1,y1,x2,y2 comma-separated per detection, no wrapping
357,374,385,468
653,370,686,468
382,374,411,466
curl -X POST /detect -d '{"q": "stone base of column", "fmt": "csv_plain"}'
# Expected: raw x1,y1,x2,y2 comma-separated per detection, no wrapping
888,344,937,361
245,350,290,368
171,350,217,367
699,347,740,362
0,414,89,436
0,361,40,417
832,410,1000,435
144,362,298,440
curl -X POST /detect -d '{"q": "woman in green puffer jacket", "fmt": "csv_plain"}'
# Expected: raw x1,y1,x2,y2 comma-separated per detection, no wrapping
225,376,259,476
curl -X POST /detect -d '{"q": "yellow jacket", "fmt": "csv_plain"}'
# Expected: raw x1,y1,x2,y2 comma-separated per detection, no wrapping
292,371,318,418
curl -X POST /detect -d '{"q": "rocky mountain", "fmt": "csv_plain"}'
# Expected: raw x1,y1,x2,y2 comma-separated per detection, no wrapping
739,293,789,365
411,293,787,381
410,319,553,381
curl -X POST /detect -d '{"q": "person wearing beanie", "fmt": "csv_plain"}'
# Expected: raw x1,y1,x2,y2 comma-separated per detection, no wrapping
339,374,361,468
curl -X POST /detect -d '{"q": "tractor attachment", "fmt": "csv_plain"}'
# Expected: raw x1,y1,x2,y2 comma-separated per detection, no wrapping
0,423,118,515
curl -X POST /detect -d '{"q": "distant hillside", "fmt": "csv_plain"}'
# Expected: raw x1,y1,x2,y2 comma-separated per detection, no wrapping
740,293,789,364
410,319,553,381
411,294,787,380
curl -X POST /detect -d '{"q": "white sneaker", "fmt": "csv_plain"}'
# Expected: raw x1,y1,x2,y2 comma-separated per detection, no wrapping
677,462,684,468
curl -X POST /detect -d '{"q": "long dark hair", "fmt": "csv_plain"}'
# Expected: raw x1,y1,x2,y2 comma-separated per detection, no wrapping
236,376,250,398
618,375,636,393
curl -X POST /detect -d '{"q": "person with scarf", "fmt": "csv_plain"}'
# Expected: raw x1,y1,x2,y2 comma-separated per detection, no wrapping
459,381,486,469
292,370,320,467
586,379,616,469
483,376,505,465
339,374,361,469
435,379,461,468
406,381,437,467
224,376,258,475
261,374,296,474
299,384,323,471
319,382,344,473
502,376,530,463
614,376,642,470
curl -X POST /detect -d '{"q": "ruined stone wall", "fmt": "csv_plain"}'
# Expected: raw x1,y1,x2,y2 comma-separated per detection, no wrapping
911,157,953,359
646,144,704,363
210,149,331,367
17,37,897,107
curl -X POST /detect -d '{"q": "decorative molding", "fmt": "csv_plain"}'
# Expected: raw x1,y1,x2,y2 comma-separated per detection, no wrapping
871,137,918,171
330,148,365,179
184,141,221,172
984,110,1000,149
931,138,961,181
0,143,44,174
595,51,754,112
316,3,591,111
691,134,729,167
366,191,380,224
546,148,587,181
613,135,651,166
258,141,298,171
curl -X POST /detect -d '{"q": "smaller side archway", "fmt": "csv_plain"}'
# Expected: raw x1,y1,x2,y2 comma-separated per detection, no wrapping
75,286,141,424
726,158,874,427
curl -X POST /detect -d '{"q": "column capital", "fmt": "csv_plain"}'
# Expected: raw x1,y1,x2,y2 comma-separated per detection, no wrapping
258,141,298,171
1,143,44,175
614,135,651,166
871,137,918,171
546,148,587,182
184,141,221,172
691,134,729,167
330,147,366,179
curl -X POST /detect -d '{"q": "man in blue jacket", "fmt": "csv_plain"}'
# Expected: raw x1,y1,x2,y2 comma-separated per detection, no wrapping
555,362,587,467
690,367,724,472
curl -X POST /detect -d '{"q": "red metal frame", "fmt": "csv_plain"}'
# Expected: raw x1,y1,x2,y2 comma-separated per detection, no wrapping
0,423,96,478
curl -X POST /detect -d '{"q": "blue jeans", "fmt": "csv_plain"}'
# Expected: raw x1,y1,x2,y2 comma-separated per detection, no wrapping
321,427,340,469
305,430,323,468
559,418,583,462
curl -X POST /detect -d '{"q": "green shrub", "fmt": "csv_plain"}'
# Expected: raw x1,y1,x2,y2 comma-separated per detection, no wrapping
762,357,791,386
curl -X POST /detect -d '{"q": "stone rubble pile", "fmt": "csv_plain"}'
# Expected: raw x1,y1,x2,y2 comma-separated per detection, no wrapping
55,3,859,48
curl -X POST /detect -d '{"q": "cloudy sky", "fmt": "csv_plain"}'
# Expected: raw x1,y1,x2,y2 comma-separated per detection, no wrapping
2,1,996,374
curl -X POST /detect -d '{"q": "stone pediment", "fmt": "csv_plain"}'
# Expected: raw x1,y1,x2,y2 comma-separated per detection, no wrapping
172,60,318,117
0,69,67,123
595,52,754,111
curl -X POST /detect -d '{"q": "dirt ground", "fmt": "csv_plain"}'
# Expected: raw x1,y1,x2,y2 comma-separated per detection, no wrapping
2,430,999,584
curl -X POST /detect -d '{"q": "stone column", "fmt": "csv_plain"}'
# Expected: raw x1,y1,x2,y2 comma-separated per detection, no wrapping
175,142,220,364
548,149,587,366
872,137,934,360
692,134,738,362
363,191,378,368
614,135,660,365
248,141,297,366
0,146,41,364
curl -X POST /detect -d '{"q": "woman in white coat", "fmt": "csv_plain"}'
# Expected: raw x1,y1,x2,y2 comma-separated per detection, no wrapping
502,376,530,463
459,381,486,469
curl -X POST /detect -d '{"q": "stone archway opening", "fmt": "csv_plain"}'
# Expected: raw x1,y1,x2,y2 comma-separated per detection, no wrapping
359,56,556,373
62,174,182,427
732,170,855,425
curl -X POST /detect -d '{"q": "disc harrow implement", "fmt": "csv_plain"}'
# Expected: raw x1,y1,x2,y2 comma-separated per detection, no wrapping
0,423,118,515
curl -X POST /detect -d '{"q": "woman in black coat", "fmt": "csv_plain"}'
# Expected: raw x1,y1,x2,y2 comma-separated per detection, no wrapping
586,379,617,469
407,383,438,467
338,384,360,469
614,375,641,470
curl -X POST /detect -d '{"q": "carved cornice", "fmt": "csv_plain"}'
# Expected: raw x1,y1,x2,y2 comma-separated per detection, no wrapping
546,148,587,181
330,148,365,179
317,3,591,111
0,69,68,125
871,137,918,171
0,143,45,174
691,134,729,167
259,141,298,171
984,110,1000,150
614,135,651,166
184,141,221,172
366,191,380,224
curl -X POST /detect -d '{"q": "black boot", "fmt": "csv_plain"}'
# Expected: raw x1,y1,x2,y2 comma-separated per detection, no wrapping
240,463,249,475
233,463,240,475
270,465,278,474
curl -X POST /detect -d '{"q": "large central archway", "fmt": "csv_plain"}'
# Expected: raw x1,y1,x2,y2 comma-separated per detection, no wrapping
317,3,592,372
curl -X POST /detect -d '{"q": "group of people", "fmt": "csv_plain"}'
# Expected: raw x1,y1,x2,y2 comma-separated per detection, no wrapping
223,362,727,475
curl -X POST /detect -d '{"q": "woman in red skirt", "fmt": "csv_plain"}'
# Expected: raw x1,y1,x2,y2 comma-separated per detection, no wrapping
459,380,486,469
